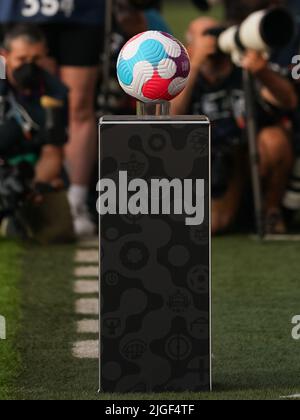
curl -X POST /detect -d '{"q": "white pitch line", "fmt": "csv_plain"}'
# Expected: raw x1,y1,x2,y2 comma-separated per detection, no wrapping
75,250,98,264
77,319,99,334
73,242,99,360
74,280,99,294
75,298,99,315
78,238,99,248
74,266,99,278
264,235,300,242
250,234,300,242
280,394,300,399
73,340,98,359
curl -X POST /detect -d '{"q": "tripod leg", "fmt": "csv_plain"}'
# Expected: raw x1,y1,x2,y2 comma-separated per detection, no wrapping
243,69,265,239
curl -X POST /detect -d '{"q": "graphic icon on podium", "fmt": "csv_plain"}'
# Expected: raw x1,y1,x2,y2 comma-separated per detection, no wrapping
100,29,211,393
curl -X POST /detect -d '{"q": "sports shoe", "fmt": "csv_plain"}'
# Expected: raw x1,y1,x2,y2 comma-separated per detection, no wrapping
70,203,96,238
283,158,300,210
264,209,287,235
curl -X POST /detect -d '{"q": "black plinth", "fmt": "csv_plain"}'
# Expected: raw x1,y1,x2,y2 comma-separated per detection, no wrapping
99,116,211,393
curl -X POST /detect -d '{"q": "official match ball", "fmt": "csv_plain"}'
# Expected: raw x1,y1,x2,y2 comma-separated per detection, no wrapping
117,31,190,102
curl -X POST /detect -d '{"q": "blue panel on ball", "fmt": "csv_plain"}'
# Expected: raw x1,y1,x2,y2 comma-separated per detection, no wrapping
117,39,168,87
117,59,134,86
137,39,168,66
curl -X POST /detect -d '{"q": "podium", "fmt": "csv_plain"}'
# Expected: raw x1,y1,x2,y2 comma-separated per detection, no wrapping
99,116,211,393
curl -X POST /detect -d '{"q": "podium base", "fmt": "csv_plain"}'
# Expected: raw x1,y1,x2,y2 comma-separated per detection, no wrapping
99,115,211,393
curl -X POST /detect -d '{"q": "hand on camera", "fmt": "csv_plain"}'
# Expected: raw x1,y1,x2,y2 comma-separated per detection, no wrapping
241,50,268,75
190,35,217,71
31,179,64,204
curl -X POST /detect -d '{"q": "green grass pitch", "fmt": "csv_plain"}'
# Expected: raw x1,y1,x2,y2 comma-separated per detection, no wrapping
1,237,300,400
0,240,22,400
1,0,300,402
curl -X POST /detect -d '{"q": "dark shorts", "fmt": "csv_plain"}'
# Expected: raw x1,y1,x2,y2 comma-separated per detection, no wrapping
40,24,104,67
0,23,104,67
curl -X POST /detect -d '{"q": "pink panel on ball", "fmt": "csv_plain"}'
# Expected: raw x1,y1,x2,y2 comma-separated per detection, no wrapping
142,71,174,101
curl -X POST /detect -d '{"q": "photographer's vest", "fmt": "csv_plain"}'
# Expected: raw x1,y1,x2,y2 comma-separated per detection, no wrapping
0,80,38,165
0,0,105,25
0,74,68,165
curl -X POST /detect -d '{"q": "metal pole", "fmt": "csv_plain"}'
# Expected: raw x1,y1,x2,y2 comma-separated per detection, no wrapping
102,0,114,114
136,101,171,116
243,69,265,239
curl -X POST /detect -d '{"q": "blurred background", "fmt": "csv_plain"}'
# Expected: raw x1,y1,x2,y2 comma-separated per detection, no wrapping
164,0,224,40
1,0,300,240
1,0,300,401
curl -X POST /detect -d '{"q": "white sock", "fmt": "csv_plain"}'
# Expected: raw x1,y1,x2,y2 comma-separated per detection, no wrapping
68,185,89,209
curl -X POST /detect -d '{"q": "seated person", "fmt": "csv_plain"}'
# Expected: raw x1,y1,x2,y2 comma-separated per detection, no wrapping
171,18,298,235
0,24,73,242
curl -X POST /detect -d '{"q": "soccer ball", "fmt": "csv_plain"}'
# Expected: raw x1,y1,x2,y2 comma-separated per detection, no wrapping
117,31,190,103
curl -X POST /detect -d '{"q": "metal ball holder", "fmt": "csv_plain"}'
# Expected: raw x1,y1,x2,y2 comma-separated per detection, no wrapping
136,101,171,116
99,31,211,394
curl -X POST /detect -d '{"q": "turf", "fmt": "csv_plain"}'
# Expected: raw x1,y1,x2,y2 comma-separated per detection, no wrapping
0,240,22,400
163,1,224,41
3,236,300,400
12,243,83,400
101,237,300,400
1,0,300,402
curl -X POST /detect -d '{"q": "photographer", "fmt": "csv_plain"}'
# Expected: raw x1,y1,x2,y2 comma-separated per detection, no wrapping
0,25,71,241
171,17,297,235
0,0,106,238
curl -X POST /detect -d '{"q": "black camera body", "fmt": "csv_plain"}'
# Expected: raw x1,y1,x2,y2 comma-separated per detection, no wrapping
203,26,229,60
192,0,211,11
218,8,295,58
0,162,34,218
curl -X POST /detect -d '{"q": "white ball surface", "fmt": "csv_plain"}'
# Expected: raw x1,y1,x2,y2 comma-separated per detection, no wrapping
117,31,190,102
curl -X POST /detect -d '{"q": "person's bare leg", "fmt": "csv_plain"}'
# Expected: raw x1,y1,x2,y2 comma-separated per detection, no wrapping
61,66,99,237
258,126,294,233
212,149,246,235
259,127,293,211
61,66,98,185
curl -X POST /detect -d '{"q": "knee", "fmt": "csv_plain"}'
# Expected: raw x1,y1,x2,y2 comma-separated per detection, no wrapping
212,209,234,235
259,127,287,151
69,92,95,123
259,127,293,169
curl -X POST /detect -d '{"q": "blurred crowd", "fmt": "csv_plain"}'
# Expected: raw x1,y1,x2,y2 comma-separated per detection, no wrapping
0,0,300,243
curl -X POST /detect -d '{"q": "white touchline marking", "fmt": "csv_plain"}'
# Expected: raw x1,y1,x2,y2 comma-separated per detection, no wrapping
73,340,99,359
280,394,300,399
72,244,100,360
78,238,99,248
74,266,99,278
250,234,300,242
75,250,98,264
74,280,99,294
264,235,300,242
75,298,99,315
77,319,99,334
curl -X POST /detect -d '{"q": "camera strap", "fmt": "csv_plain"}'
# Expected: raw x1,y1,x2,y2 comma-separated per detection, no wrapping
0,96,5,125
6,92,40,135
